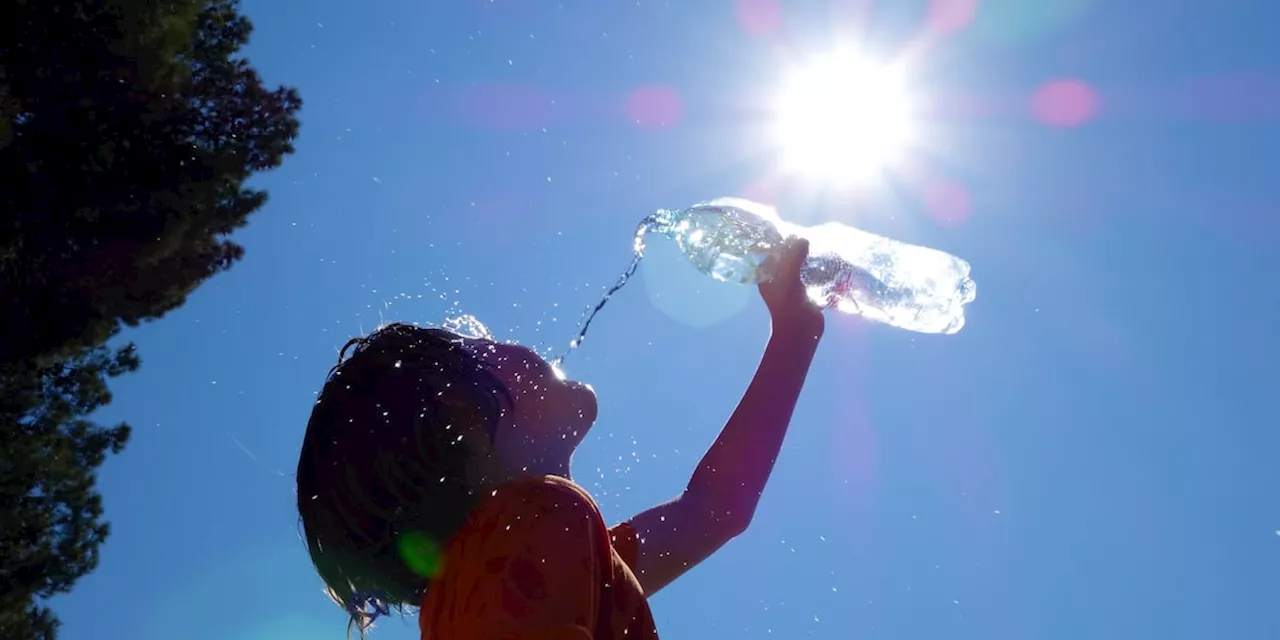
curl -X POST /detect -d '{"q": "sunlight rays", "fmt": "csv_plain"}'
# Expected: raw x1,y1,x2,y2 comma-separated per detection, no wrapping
769,49,917,186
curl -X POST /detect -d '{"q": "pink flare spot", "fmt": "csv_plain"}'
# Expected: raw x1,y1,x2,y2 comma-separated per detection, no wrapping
624,85,683,130
734,0,781,38
1031,79,1100,127
923,178,972,225
927,0,978,35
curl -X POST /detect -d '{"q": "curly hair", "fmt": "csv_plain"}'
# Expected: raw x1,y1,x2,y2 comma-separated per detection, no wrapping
295,323,512,637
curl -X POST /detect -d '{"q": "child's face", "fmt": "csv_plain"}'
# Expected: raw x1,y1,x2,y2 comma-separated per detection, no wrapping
464,339,597,476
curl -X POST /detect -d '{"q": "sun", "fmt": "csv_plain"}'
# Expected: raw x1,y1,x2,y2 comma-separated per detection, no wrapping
771,50,915,184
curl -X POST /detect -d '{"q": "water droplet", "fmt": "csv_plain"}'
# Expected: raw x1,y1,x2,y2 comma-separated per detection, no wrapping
443,314,493,340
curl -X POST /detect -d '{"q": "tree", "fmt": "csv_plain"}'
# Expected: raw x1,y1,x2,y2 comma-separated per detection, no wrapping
0,1,301,636
0,346,137,639
0,0,302,364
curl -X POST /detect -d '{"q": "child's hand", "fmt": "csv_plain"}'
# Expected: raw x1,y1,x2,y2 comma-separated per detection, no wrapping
759,237,824,334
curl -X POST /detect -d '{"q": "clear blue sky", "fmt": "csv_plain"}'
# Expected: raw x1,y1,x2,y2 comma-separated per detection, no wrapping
52,0,1280,638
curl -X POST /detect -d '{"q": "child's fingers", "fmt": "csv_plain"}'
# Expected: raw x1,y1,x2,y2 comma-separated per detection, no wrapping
784,237,809,275
791,237,810,265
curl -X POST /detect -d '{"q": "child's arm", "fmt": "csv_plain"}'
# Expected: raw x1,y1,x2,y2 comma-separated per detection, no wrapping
624,237,824,595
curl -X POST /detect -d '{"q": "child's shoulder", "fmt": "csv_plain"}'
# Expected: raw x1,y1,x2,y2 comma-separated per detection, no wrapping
476,475,603,526
435,474,610,588
421,475,612,633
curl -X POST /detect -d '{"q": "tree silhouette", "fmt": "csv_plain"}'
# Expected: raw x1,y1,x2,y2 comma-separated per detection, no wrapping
0,1,301,636
0,346,137,638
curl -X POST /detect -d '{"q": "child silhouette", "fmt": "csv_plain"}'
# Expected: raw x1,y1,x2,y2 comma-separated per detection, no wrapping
297,237,824,638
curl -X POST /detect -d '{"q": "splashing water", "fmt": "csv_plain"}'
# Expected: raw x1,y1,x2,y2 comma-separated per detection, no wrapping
554,213,668,366
443,314,494,340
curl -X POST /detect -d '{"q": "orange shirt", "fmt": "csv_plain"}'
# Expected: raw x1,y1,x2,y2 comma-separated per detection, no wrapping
420,475,658,640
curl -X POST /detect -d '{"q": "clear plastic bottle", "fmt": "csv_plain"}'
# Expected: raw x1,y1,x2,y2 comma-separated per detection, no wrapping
638,197,977,334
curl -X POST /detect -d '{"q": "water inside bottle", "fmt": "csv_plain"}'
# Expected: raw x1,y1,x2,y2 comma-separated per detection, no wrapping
658,199,786,285
676,198,977,335
797,221,977,334
555,198,976,363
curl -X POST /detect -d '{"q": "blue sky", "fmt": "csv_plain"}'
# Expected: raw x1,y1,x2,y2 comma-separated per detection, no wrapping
51,0,1280,638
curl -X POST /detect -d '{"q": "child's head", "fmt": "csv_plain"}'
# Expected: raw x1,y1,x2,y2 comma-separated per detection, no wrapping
295,323,597,631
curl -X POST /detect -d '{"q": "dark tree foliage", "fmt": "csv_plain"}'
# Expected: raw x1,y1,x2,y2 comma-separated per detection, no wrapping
0,0,302,363
0,346,137,639
0,1,301,637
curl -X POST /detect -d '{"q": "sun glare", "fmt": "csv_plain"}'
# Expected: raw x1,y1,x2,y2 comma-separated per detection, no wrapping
771,50,915,184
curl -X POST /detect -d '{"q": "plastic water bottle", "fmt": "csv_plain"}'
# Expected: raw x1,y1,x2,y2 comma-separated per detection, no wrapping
638,197,977,334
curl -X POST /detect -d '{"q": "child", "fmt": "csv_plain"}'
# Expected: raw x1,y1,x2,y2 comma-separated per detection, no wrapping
297,238,824,638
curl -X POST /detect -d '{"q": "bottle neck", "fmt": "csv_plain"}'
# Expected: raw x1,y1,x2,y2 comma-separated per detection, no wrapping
632,208,679,254
640,209,677,233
